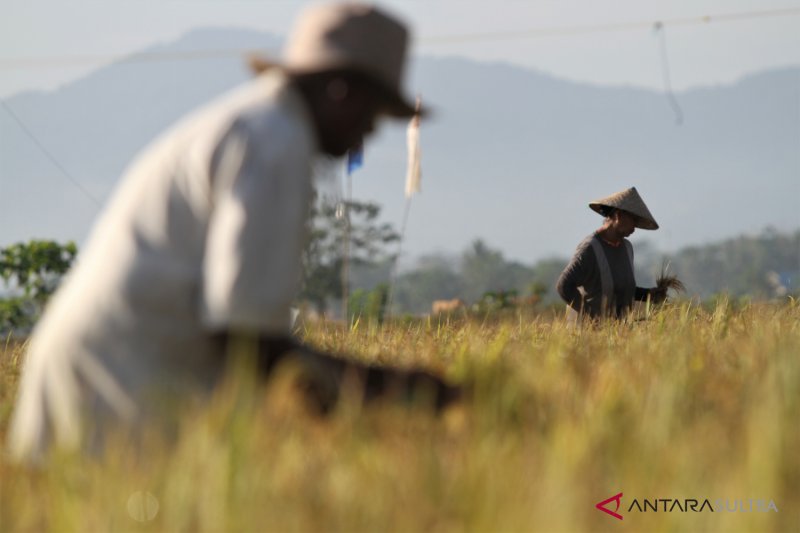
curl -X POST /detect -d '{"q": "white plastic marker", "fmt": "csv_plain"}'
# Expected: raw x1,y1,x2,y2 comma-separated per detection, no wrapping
405,102,421,198
386,96,423,320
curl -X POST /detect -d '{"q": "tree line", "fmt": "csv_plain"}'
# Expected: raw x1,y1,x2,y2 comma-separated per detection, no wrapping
1,201,797,330
303,200,799,316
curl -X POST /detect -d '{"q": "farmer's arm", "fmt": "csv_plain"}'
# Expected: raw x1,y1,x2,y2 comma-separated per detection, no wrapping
556,245,593,312
200,118,343,410
209,331,461,413
200,120,461,412
201,115,312,336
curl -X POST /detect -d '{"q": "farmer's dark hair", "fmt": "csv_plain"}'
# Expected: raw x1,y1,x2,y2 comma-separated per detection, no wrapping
601,206,617,218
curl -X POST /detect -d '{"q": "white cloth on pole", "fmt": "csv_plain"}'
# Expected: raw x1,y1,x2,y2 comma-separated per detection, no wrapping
404,115,421,198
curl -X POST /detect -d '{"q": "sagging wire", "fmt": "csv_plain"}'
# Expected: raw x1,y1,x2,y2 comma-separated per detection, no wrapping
1,99,102,208
653,21,684,125
2,7,800,70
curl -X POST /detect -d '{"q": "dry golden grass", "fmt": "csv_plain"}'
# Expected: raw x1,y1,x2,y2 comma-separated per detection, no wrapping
1,299,799,532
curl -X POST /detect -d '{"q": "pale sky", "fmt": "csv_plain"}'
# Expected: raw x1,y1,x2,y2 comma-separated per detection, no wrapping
2,0,800,98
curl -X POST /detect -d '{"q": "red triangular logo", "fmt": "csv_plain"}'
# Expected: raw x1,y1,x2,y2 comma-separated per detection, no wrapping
596,492,624,520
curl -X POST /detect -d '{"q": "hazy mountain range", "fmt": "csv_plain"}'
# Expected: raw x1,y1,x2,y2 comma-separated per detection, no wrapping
1,28,798,264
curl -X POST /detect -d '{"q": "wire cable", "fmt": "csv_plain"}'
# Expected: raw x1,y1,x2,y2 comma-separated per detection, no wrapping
1,6,799,70
0,48,259,70
1,99,102,208
419,6,800,45
653,22,684,125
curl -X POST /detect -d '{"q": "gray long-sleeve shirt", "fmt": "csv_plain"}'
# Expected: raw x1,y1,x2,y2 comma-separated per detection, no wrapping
556,233,649,318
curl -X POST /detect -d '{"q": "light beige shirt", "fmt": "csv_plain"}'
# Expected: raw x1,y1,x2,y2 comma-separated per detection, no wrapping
9,71,317,458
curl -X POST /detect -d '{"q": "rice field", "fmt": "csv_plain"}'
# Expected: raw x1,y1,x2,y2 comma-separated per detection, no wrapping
1,299,799,532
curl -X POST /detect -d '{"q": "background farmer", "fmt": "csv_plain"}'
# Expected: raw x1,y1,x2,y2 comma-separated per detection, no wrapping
8,3,455,461
556,187,667,320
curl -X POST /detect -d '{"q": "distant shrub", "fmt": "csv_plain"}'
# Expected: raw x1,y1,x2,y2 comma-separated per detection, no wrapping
0,240,77,332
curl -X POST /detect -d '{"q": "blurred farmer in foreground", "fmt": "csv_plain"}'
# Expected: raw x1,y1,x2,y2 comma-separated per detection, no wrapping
9,3,457,461
556,187,666,321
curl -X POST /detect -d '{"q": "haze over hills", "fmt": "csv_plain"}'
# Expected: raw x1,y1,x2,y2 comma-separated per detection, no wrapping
1,27,797,264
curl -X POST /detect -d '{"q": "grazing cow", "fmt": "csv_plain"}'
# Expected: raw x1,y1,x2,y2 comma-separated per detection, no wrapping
432,298,465,314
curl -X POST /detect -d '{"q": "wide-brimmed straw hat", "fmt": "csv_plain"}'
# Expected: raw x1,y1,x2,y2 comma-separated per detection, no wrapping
248,3,425,118
589,187,659,230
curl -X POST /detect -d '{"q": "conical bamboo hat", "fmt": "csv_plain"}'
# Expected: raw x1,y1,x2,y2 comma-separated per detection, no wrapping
589,187,659,230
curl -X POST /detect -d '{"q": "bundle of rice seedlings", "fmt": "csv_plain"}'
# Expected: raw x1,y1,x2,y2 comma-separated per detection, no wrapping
656,260,686,295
